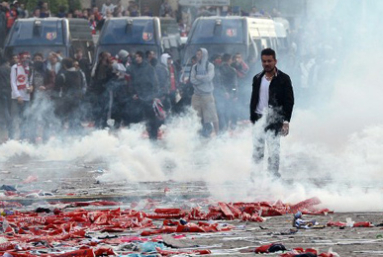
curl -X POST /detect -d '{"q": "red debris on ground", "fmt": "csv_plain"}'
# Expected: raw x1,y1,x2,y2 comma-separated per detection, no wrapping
0,197,336,256
0,201,23,208
156,247,211,256
22,175,38,184
327,220,373,228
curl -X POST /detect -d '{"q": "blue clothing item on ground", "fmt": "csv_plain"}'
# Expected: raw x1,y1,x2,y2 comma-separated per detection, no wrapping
139,241,165,253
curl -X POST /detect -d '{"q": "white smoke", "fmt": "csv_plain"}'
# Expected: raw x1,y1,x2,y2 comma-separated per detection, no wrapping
1,0,383,212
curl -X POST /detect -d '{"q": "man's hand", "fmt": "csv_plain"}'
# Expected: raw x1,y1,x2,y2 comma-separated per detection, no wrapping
17,96,23,104
281,122,289,136
39,86,46,91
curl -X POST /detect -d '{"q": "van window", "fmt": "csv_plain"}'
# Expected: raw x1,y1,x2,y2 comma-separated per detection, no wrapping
190,19,244,44
9,20,64,46
160,19,179,36
100,19,156,45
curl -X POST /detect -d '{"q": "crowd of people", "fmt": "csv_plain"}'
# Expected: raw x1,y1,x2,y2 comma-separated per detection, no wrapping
0,0,296,143
0,45,256,142
0,0,284,47
0,0,186,38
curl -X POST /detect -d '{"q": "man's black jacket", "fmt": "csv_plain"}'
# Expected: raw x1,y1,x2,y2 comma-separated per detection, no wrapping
250,68,294,126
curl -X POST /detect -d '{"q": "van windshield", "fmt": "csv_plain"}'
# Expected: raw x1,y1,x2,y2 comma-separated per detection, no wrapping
190,19,244,44
9,20,64,46
160,19,179,36
100,19,156,45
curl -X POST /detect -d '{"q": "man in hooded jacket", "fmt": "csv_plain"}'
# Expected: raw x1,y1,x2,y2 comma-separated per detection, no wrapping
190,48,219,135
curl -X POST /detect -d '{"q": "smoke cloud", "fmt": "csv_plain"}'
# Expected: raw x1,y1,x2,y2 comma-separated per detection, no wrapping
1,0,383,212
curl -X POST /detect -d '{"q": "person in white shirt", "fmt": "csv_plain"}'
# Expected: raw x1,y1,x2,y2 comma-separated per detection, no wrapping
10,52,34,141
101,0,116,16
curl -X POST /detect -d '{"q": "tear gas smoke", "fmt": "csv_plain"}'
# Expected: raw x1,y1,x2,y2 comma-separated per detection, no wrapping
1,0,383,212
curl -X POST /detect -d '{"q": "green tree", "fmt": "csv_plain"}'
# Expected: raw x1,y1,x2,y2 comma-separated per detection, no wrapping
26,0,70,16
47,0,69,15
26,0,39,12
68,0,82,11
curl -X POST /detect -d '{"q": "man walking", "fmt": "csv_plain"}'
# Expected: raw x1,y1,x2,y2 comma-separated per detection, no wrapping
250,48,294,178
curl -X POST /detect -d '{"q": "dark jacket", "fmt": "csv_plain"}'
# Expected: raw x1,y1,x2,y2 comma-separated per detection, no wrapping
0,63,11,97
0,6,7,48
77,58,91,85
250,68,294,126
130,61,159,102
55,68,84,99
104,74,129,105
220,63,238,95
90,63,113,95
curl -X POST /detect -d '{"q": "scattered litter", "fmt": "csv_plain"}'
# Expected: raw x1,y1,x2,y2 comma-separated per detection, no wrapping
255,243,287,253
327,218,373,228
89,168,106,174
293,211,325,229
162,234,198,248
22,175,38,184
268,228,298,236
0,185,16,192
35,207,51,213
280,246,339,257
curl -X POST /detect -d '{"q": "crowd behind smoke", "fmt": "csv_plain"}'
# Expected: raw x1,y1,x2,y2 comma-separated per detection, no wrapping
1,0,383,211
0,0,280,41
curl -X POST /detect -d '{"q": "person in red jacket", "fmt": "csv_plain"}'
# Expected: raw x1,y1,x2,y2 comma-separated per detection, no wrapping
4,2,17,33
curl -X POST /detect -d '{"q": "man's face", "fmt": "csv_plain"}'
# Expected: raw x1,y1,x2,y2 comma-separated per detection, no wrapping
104,53,112,63
33,55,43,62
261,55,277,72
167,58,172,65
135,54,143,64
12,55,19,64
234,54,242,63
196,51,202,61
76,51,83,59
20,54,29,63
49,54,57,63
147,51,155,60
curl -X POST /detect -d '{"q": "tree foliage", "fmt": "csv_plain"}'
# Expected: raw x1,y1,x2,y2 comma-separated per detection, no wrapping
26,0,83,15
